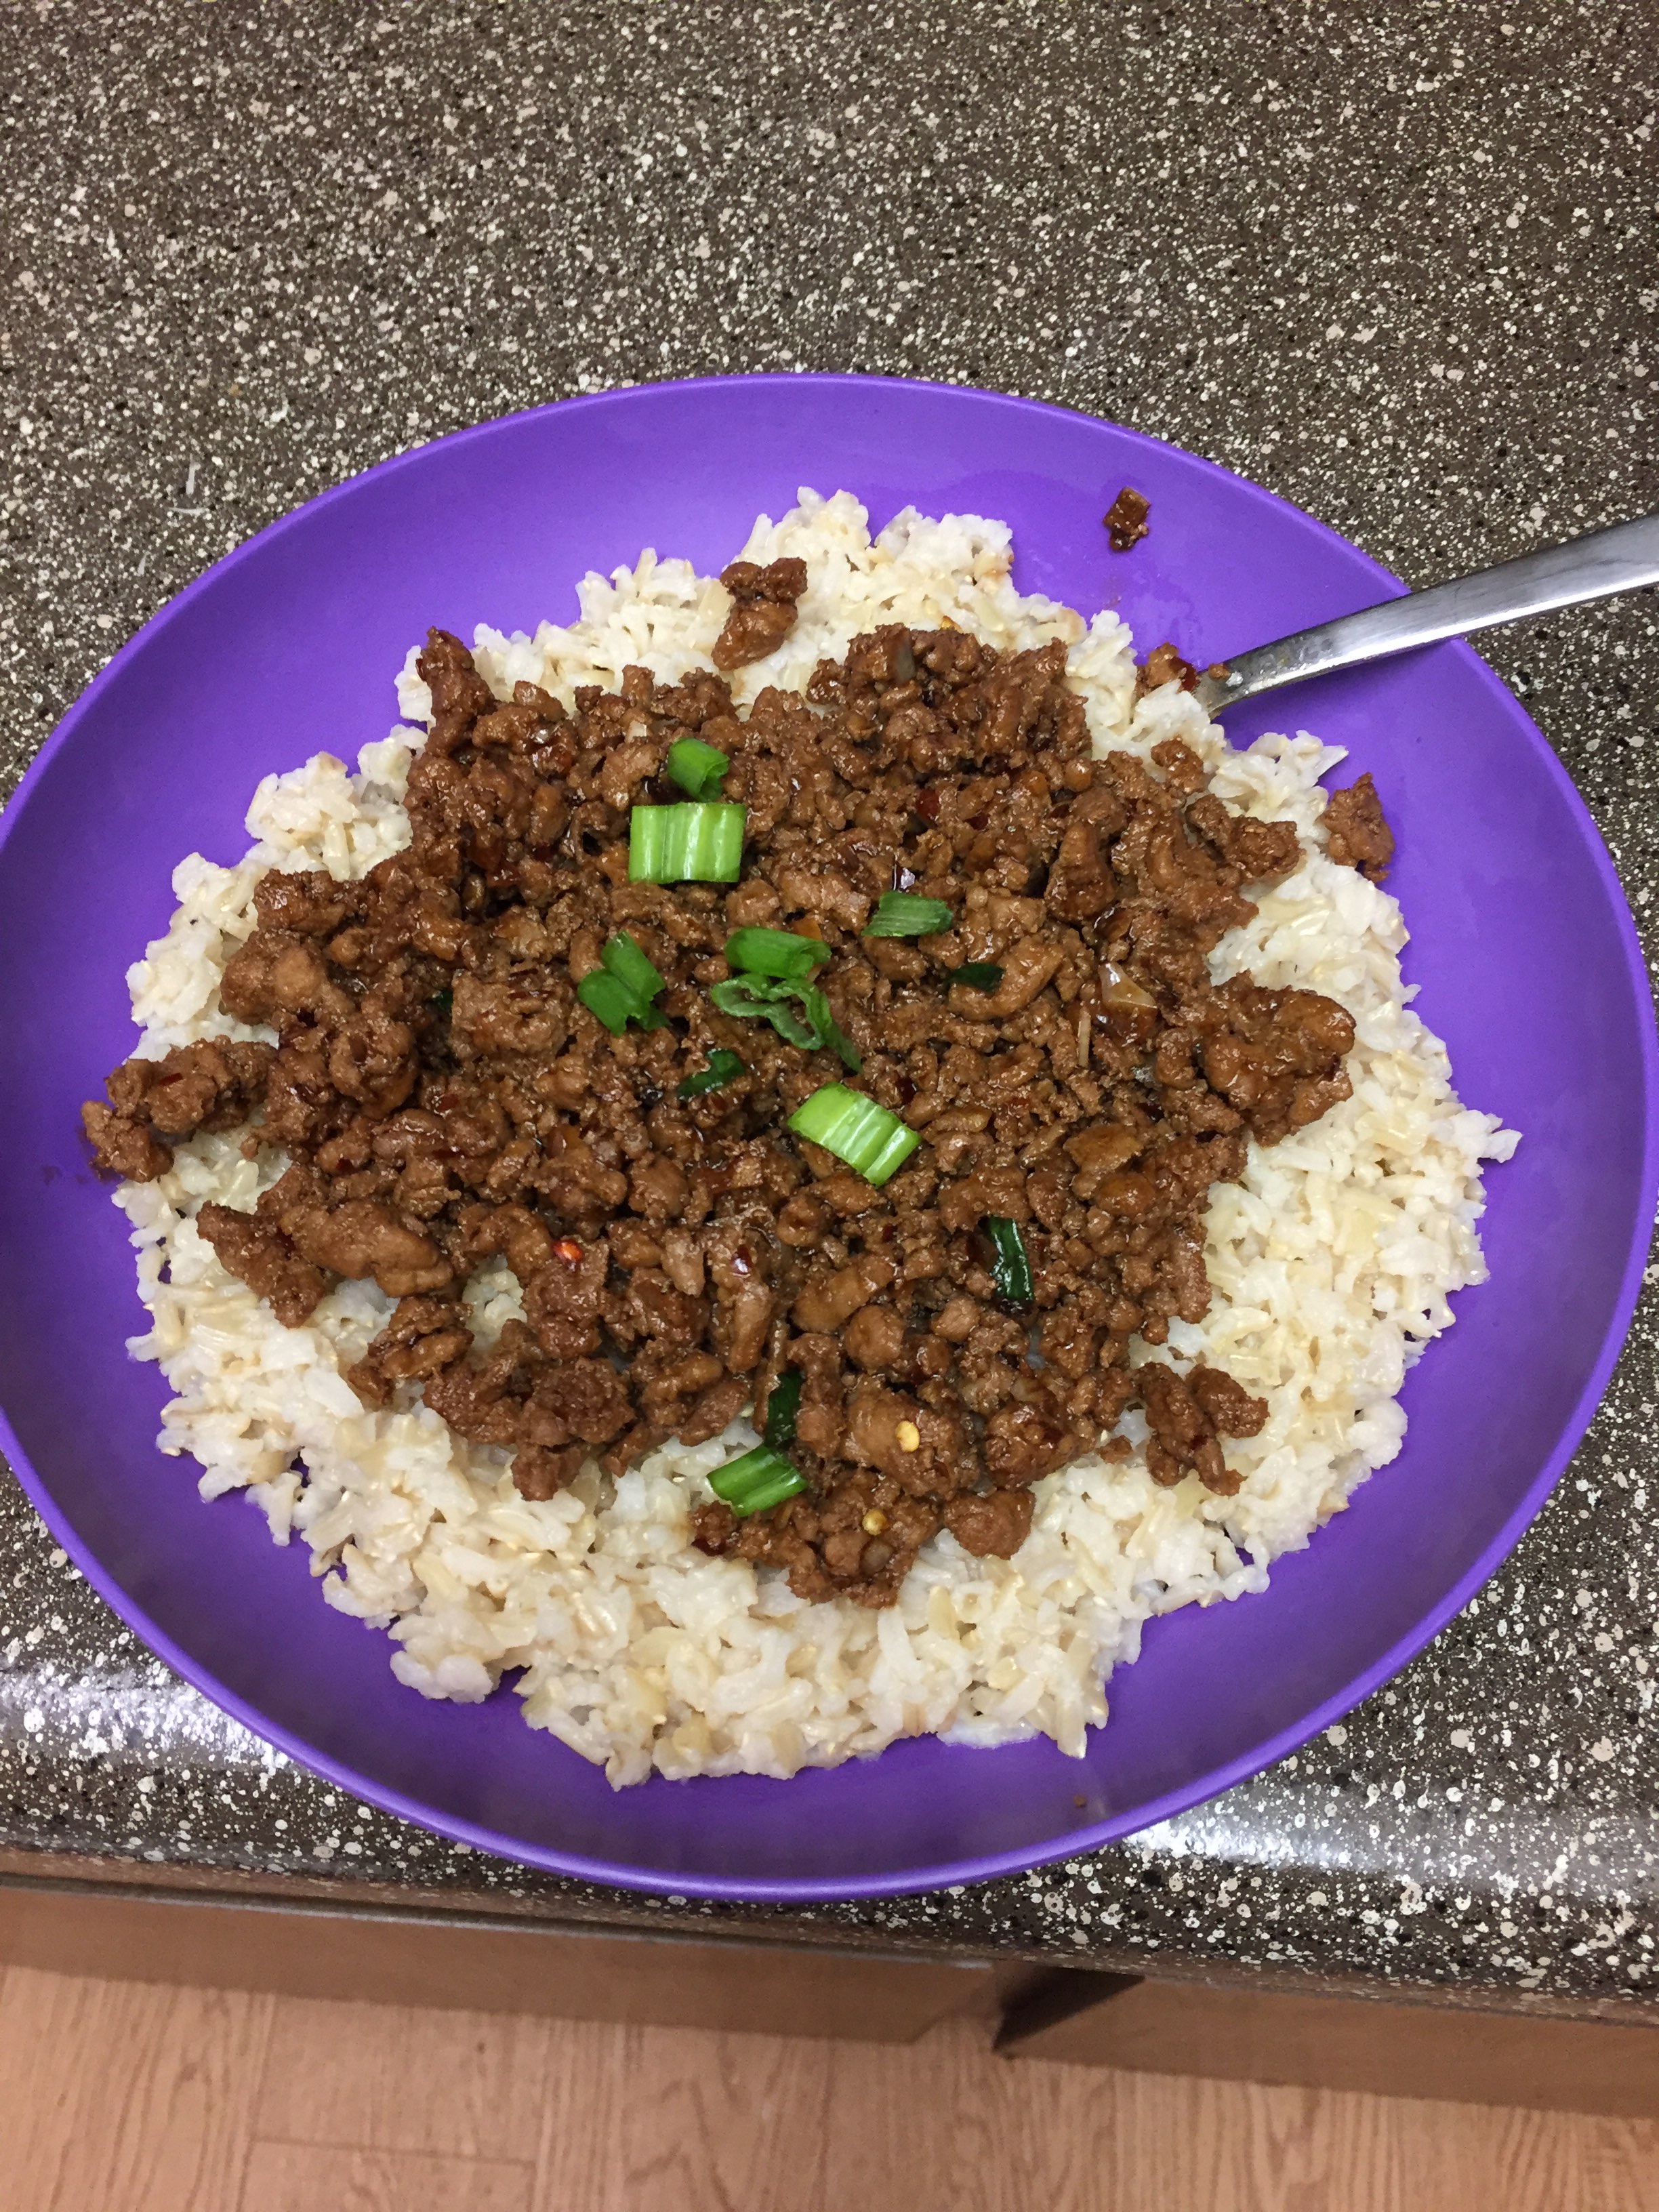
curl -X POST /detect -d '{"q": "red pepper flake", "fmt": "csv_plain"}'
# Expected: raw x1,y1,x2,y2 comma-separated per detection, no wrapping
916,788,941,823
1103,486,1151,552
552,1239,583,1267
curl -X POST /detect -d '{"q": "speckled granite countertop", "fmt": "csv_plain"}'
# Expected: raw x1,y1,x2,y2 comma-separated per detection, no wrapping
2,1,1656,2020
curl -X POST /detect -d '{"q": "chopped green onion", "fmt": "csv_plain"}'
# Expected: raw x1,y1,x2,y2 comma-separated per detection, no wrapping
725,926,832,981
578,971,642,1035
710,973,819,1046
985,1216,1033,1309
629,802,745,883
578,969,664,1035
709,975,859,1067
430,988,453,1014
800,985,862,1072
600,930,665,1004
677,1048,745,1100
763,1368,802,1448
947,962,1005,992
577,932,667,1033
710,1442,808,1517
664,736,731,800
863,892,954,939
628,804,673,882
787,1084,921,1187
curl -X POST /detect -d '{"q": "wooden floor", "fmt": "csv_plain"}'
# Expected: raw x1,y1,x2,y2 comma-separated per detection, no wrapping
2,1965,1658,2211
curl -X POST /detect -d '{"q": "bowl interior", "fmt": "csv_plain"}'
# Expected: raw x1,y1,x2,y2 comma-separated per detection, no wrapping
0,375,1652,1899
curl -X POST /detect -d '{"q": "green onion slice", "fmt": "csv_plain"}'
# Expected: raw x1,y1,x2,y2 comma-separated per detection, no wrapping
985,1215,1034,1308
664,736,731,800
677,1048,745,1100
600,930,665,1004
947,962,1005,992
787,1084,921,1187
724,926,832,981
863,892,954,939
577,932,668,1033
709,1442,808,1517
710,974,817,1045
708,975,861,1069
800,985,862,1072
762,1368,802,1448
629,802,745,884
579,970,662,1035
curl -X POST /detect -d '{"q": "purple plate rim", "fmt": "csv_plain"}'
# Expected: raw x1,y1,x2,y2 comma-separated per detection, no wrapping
2,371,1656,1902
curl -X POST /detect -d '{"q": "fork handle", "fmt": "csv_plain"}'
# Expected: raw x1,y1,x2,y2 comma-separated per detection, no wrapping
1192,511,1659,716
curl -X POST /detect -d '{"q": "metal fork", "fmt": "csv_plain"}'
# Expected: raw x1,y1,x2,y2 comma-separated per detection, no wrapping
1189,511,1659,717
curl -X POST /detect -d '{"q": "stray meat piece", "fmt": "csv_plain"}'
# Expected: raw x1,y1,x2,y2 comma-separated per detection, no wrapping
712,556,809,671
1322,772,1395,883
1134,641,1199,699
1103,486,1151,552
1138,1359,1268,1494
81,1038,274,1182
944,1487,1035,1558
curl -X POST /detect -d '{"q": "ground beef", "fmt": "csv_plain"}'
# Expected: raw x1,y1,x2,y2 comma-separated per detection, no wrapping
711,557,808,672
1322,771,1395,882
1137,1359,1268,1494
193,1196,329,1328
1103,487,1151,552
1134,642,1198,699
81,1038,275,1180
85,599,1360,1608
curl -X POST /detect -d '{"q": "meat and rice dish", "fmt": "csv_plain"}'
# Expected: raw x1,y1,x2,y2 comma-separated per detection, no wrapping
88,581,1363,1600
83,493,1515,1784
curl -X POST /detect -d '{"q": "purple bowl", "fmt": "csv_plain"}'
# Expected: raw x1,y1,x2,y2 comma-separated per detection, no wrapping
1,375,1654,1901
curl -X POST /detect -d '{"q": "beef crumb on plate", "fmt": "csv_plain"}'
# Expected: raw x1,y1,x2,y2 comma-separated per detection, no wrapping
1321,770,1395,883
1103,487,1151,552
83,590,1381,1609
